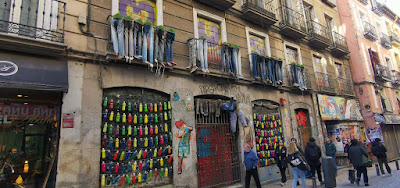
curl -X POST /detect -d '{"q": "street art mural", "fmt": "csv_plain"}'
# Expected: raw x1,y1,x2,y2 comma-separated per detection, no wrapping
197,17,222,64
249,34,266,55
175,120,193,174
345,99,363,121
318,95,346,120
119,0,157,25
367,127,384,143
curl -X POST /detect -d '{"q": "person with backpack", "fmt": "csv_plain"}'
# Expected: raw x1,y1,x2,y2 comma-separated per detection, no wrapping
325,137,337,174
305,137,324,185
275,139,288,186
287,141,308,188
371,138,392,177
348,139,369,186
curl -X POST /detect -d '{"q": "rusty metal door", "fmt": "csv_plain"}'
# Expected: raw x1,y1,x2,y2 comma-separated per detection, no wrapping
195,98,241,188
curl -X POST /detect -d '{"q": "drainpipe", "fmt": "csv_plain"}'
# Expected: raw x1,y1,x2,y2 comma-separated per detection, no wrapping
79,0,98,59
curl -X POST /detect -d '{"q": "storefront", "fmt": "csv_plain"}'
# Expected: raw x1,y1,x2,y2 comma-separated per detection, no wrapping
317,94,364,166
0,50,68,187
381,114,400,160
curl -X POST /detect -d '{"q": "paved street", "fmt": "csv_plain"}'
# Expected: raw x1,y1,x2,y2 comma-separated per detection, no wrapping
262,162,400,188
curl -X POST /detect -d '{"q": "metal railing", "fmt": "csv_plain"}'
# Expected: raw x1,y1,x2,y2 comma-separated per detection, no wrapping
381,32,392,48
358,0,368,5
287,64,312,90
391,70,400,85
371,0,382,15
390,32,400,43
363,21,378,40
332,31,348,49
308,20,331,41
243,0,276,16
279,5,306,33
337,77,355,96
375,64,391,81
315,72,336,94
0,0,66,43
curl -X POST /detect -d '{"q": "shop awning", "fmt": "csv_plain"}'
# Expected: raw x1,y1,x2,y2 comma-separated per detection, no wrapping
0,50,68,92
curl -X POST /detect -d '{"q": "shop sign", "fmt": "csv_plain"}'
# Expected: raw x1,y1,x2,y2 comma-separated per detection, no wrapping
62,113,74,128
0,61,18,76
318,95,363,121
374,114,386,125
0,103,58,125
384,114,400,124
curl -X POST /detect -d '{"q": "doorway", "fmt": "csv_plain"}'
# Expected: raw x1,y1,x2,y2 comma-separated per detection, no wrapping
295,108,311,151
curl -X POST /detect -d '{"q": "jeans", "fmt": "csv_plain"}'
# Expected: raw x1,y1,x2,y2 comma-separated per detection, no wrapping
290,65,298,85
275,60,283,83
237,49,242,77
111,18,124,57
231,48,238,75
166,31,175,63
297,67,305,90
267,58,276,85
132,23,140,57
260,57,267,81
245,168,261,188
142,24,154,64
356,166,368,184
127,21,134,59
124,21,130,59
187,39,197,67
292,167,306,188
154,28,165,62
378,158,391,174
221,45,227,72
137,23,143,57
251,53,259,78
310,164,323,182
197,39,208,69
279,166,287,183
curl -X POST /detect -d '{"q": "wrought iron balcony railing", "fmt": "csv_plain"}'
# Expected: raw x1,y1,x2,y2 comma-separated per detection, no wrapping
380,32,392,49
195,0,236,11
390,32,400,45
371,0,382,16
331,31,349,57
391,70,400,85
0,0,66,43
375,64,391,81
363,21,378,41
278,5,307,39
315,72,336,94
308,20,331,48
337,77,355,96
287,64,312,91
357,0,368,5
242,0,277,27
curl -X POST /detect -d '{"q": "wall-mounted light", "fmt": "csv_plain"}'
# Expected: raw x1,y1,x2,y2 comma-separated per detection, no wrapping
17,95,22,98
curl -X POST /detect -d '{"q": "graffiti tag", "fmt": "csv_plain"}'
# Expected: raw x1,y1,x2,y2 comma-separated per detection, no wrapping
199,84,250,104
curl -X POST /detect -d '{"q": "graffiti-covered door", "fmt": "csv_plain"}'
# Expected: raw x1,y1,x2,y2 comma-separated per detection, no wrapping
296,109,311,151
195,98,241,188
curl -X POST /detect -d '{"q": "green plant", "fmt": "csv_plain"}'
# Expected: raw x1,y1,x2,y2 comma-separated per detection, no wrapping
168,28,176,33
144,21,153,25
187,37,193,41
135,18,144,25
199,36,206,39
124,16,133,21
113,13,124,19
157,25,165,30
299,64,304,68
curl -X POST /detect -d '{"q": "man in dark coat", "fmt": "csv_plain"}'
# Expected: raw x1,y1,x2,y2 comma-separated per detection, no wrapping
305,137,324,184
371,138,392,177
325,137,337,174
348,139,369,186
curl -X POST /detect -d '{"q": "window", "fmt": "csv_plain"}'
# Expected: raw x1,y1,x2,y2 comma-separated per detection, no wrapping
395,53,400,70
285,45,300,65
335,63,345,91
359,11,366,30
313,55,328,87
246,27,271,59
368,48,380,75
386,57,393,71
112,0,163,26
303,1,315,22
380,89,393,112
325,14,334,32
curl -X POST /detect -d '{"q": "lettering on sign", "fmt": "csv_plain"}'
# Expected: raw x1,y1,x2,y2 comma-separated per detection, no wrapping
0,61,18,76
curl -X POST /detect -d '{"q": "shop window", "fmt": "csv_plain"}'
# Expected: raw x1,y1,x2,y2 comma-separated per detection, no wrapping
252,100,283,181
101,88,173,187
112,0,163,25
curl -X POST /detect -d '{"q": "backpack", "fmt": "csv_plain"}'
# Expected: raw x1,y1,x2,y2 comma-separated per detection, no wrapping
308,147,319,161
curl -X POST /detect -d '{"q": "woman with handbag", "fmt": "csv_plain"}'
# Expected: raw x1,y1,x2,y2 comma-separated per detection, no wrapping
287,141,308,188
275,139,288,186
348,139,369,186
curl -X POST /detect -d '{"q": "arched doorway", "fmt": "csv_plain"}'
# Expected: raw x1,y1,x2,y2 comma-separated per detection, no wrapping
295,108,312,151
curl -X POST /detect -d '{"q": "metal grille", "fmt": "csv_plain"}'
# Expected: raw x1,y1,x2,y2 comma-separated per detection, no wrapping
195,98,241,188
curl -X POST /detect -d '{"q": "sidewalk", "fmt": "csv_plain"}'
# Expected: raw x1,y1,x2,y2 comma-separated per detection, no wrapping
262,162,400,188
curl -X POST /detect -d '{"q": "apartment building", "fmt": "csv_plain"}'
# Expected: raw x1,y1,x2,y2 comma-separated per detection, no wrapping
337,0,400,160
0,0,359,187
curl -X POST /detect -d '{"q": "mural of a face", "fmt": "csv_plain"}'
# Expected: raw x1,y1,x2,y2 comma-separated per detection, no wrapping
119,0,157,25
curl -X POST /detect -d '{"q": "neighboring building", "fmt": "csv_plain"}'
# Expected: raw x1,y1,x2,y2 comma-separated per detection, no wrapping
337,0,400,160
0,0,358,188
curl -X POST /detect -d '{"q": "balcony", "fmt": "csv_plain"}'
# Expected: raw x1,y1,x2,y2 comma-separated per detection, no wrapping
375,64,391,82
363,21,378,41
390,32,400,46
330,31,350,57
321,0,337,8
195,0,236,11
380,32,392,49
278,6,307,39
288,64,312,91
337,78,355,96
391,70,400,85
242,0,277,28
0,0,67,56
371,0,382,16
357,0,368,5
315,72,336,94
308,20,331,49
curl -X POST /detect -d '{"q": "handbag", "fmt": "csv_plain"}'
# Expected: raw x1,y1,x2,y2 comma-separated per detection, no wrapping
290,153,310,171
362,155,372,167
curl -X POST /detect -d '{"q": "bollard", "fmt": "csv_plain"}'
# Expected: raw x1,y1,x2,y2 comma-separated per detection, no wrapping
375,164,381,176
322,157,336,188
395,160,399,170
312,177,317,188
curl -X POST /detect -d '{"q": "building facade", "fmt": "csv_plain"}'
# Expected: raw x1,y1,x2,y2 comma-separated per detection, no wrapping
337,0,400,160
0,0,358,187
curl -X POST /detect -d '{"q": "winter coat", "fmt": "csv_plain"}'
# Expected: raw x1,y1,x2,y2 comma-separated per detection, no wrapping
344,144,351,154
325,141,337,157
244,149,259,171
348,145,368,167
275,146,288,168
287,151,307,168
305,141,322,166
371,141,387,159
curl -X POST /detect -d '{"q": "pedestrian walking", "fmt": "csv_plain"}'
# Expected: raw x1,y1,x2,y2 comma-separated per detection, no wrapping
305,137,324,185
348,139,369,186
344,138,355,184
275,139,288,186
243,143,261,188
371,138,392,177
287,141,308,188
325,137,337,174
291,137,302,186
